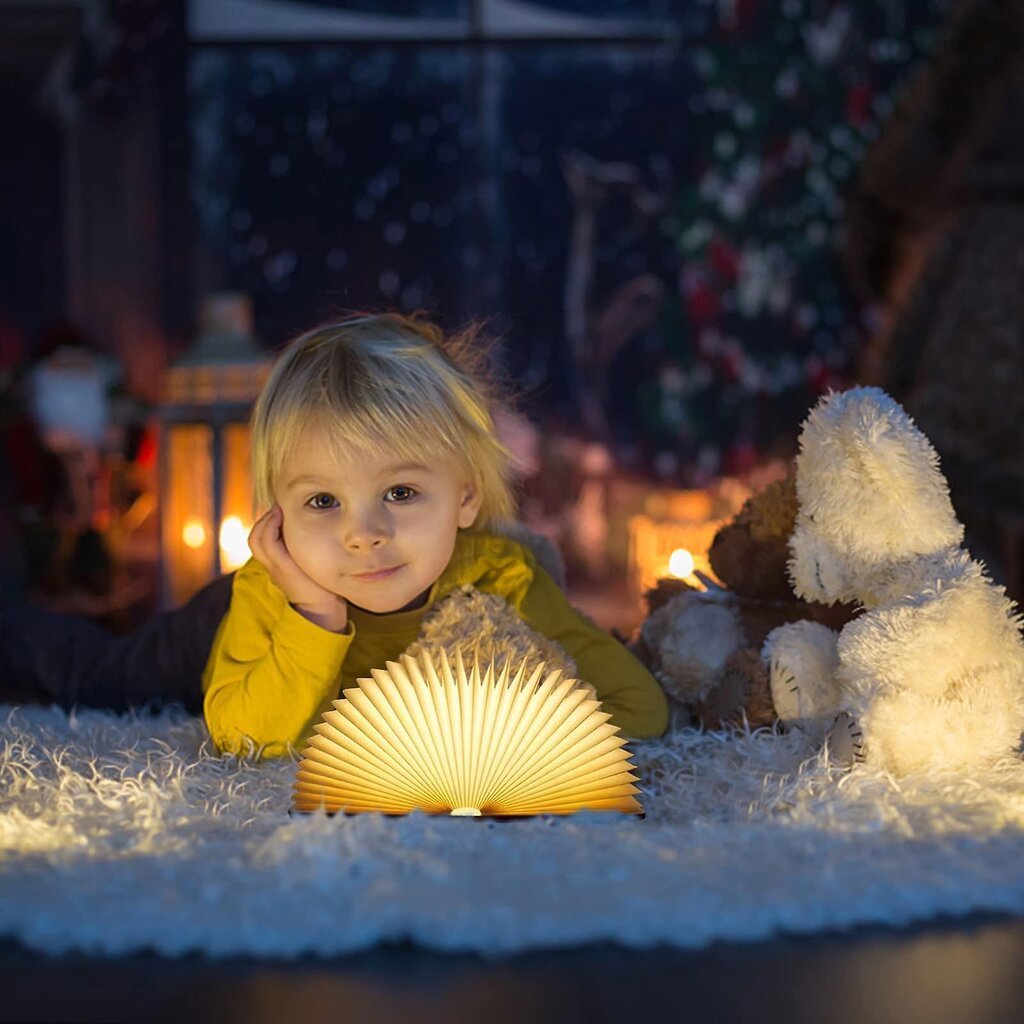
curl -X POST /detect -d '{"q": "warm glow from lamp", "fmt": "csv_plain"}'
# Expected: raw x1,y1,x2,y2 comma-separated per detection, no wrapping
292,650,644,817
627,507,729,597
668,547,696,579
219,515,251,571
182,517,207,549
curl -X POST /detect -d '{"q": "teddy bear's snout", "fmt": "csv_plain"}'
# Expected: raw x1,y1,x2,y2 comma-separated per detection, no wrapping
790,526,850,605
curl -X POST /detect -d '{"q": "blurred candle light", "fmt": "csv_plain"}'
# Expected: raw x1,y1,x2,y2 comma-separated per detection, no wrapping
668,547,696,579
219,516,251,572
182,517,207,549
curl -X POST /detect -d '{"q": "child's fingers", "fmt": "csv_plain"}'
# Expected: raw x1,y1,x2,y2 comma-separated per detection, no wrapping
247,507,337,608
247,510,271,557
248,507,284,564
249,507,302,579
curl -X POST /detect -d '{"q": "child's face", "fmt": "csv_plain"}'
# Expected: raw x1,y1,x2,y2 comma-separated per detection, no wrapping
274,419,482,614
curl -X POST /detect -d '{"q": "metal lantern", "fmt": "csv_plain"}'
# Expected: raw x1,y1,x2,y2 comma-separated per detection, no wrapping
626,488,729,598
158,293,272,607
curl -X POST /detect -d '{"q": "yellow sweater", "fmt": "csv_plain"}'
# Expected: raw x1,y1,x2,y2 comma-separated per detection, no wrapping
201,529,669,759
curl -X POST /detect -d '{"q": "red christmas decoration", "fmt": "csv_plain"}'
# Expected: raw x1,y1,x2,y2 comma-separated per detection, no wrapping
682,271,722,327
708,236,741,285
845,81,873,127
722,439,759,476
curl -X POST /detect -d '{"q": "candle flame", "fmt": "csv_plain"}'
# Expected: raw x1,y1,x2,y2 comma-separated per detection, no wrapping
182,517,207,549
668,547,696,579
219,515,251,571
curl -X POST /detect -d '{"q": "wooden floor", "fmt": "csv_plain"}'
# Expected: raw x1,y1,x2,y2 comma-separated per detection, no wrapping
3,913,1024,1024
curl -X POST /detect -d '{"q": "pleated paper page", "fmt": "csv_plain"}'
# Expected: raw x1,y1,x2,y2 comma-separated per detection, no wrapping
292,649,644,818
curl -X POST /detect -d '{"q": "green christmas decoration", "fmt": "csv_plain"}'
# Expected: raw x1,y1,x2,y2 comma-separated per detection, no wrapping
659,0,947,480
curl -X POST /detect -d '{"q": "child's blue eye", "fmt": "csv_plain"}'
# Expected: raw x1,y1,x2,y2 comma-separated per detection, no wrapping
306,493,338,511
386,485,417,502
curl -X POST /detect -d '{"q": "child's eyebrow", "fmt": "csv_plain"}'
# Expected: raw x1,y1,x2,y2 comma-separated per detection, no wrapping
284,463,431,491
284,474,325,491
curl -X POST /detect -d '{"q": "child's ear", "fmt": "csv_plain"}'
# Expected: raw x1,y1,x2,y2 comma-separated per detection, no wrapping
457,482,483,529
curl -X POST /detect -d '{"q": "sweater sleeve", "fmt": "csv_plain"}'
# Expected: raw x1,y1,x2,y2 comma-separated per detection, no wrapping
516,563,670,741
201,558,355,760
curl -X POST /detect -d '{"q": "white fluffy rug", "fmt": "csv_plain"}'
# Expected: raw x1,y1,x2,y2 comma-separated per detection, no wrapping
3,701,1024,960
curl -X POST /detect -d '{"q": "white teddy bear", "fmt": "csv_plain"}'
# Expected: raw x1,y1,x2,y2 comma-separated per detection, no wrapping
764,387,1024,775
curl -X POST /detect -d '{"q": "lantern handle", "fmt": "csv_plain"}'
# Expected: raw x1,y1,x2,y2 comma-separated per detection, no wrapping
693,569,726,593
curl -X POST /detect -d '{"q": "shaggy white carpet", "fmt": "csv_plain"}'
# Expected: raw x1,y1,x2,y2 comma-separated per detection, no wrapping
3,701,1024,960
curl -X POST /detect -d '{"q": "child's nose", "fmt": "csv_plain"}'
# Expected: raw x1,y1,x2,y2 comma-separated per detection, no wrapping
342,509,392,550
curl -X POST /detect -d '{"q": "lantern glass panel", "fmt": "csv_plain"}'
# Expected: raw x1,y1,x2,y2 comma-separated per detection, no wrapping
163,423,214,605
219,422,254,573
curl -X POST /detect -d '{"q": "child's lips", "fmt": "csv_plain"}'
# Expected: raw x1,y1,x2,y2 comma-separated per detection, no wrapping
351,565,403,581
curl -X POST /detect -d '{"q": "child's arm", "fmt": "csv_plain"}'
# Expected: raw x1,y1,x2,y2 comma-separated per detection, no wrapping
517,565,670,740
202,558,355,759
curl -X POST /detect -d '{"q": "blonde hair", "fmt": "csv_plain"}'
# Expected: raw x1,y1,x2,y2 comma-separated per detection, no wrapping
250,312,518,530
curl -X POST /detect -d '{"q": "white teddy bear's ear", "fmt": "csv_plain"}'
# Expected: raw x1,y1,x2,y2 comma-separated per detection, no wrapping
794,387,963,569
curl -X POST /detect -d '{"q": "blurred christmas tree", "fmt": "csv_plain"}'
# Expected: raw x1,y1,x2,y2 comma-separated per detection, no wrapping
657,0,947,482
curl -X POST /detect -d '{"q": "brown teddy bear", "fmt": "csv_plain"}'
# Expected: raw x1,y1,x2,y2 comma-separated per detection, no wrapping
629,469,857,729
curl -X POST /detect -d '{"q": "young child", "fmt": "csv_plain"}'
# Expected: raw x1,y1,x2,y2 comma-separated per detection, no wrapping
204,312,668,758
0,313,669,758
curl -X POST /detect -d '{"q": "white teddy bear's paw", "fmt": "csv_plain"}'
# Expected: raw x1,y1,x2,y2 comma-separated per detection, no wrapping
767,651,805,725
824,711,865,768
763,621,842,739
768,650,831,737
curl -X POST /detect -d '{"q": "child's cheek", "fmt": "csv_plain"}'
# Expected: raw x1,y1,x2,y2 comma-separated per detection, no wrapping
287,535,331,589
281,518,315,564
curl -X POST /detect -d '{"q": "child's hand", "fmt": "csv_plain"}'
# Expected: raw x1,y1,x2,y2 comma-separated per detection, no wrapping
248,506,349,632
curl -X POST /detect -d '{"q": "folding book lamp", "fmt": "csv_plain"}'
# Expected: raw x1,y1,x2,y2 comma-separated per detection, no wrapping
291,648,644,819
